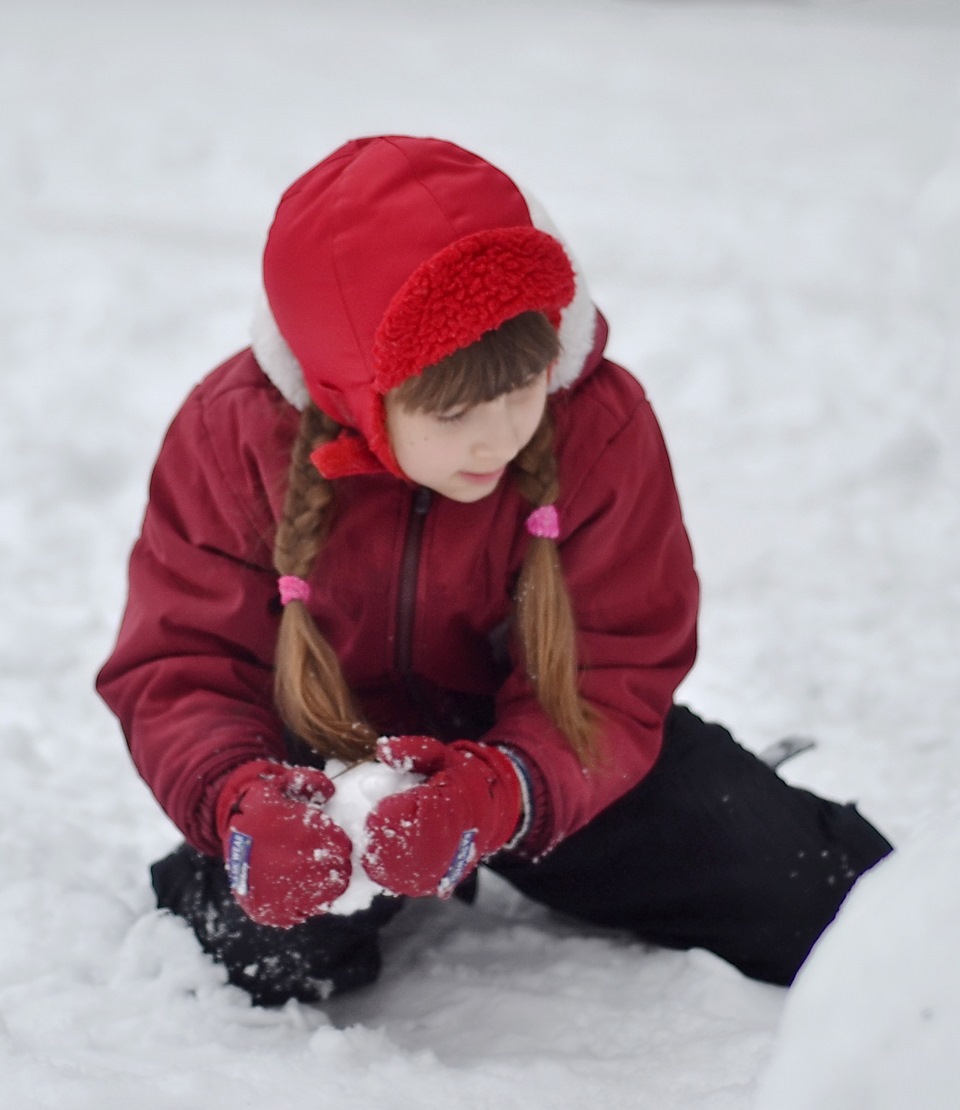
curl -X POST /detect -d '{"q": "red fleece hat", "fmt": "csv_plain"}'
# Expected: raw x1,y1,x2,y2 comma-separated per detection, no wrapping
261,136,576,479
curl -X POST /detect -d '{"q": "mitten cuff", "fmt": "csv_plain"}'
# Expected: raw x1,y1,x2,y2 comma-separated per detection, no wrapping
493,746,556,860
498,748,535,852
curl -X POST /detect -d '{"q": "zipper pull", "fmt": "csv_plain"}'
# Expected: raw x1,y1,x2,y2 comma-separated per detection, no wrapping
413,487,432,514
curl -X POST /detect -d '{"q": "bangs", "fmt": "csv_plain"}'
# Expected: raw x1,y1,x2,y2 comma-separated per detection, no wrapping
393,311,560,414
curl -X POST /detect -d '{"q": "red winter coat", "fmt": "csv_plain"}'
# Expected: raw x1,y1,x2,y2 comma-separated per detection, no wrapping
96,137,699,860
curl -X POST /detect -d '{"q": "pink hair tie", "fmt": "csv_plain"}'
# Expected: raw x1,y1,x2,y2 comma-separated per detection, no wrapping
278,575,311,606
525,505,560,540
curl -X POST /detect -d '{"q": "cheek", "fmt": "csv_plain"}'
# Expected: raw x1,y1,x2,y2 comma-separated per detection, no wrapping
521,396,548,442
394,427,457,480
388,410,432,467
394,431,424,471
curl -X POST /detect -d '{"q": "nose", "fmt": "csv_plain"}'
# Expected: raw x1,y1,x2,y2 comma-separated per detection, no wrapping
471,398,523,464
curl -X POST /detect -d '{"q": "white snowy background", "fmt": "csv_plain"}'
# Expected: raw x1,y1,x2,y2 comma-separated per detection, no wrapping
2,1,958,1106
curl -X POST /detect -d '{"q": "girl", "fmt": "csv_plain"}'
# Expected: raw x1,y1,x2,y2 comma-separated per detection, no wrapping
97,135,890,1006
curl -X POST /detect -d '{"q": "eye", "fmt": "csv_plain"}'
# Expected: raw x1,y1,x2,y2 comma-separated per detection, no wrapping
436,407,468,425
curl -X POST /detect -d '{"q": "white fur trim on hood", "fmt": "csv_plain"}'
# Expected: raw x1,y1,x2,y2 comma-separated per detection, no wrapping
250,292,311,410
522,190,597,392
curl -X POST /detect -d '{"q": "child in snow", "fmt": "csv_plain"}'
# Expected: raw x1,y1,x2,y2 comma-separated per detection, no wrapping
97,135,891,1006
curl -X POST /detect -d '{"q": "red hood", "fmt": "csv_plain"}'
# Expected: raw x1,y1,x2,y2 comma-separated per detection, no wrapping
254,135,603,478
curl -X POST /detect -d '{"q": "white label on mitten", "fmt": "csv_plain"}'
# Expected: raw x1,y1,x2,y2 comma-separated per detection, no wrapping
226,830,252,896
437,828,478,899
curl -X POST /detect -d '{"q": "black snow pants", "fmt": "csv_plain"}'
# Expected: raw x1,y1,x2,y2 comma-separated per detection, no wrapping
151,705,892,1005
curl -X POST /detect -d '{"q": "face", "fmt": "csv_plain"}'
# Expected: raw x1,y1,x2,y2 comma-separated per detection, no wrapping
385,373,549,502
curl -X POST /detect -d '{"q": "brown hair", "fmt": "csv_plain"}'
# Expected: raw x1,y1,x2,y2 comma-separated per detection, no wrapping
273,311,598,766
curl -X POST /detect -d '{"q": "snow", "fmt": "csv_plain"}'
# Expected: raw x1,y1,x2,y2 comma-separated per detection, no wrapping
755,806,960,1110
322,759,422,915
2,0,958,1106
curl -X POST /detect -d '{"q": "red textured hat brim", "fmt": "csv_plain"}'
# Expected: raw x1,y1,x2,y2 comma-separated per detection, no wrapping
372,226,575,393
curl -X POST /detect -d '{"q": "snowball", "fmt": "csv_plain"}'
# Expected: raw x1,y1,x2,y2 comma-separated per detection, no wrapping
322,758,422,915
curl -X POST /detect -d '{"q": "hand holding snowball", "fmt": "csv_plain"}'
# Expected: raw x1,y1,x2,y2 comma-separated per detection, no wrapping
215,760,352,928
362,736,525,899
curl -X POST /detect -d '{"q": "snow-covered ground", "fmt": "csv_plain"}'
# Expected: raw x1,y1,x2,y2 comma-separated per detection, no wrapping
2,1,958,1106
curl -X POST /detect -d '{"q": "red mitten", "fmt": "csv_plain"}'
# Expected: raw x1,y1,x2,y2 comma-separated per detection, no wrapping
215,760,352,928
362,736,524,899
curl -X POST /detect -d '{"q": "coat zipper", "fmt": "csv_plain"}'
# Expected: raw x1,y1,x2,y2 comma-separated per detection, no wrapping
395,486,432,681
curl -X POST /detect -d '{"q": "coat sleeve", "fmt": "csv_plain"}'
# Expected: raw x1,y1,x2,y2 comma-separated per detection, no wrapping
487,382,699,858
96,374,291,856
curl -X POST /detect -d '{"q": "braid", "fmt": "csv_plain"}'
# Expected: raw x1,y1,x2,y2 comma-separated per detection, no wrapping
274,405,336,577
513,411,599,766
273,404,378,762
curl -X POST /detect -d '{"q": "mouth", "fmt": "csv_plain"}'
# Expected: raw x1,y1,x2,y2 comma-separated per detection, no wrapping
459,466,507,484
